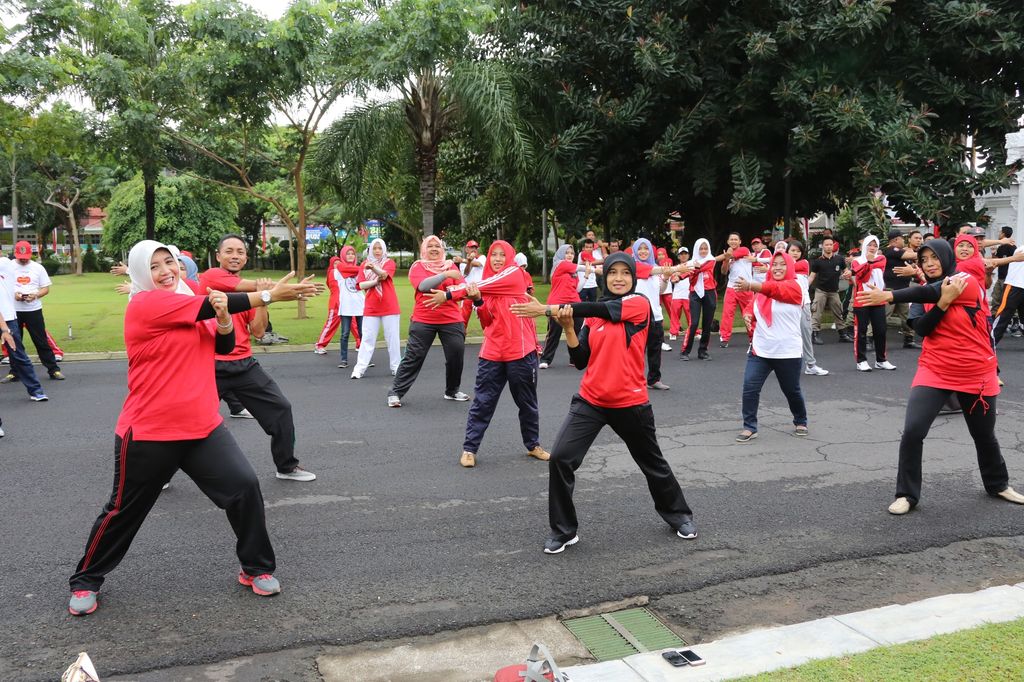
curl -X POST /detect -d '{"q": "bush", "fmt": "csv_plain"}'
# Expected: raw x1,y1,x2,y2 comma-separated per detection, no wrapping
82,248,101,273
42,258,62,276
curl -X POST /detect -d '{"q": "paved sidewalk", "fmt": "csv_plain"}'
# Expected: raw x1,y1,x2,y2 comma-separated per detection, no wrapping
562,584,1024,681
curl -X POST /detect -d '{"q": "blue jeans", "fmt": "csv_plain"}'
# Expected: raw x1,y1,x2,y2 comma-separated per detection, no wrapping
5,319,43,397
741,354,806,432
463,353,540,454
339,315,361,362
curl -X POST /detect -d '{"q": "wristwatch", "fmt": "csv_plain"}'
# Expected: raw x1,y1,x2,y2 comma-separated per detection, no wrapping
260,290,272,305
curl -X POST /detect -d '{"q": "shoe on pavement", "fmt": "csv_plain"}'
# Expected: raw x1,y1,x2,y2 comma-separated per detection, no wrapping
460,451,476,468
804,365,829,376
888,497,912,515
647,381,670,390
50,371,66,380
54,354,63,361
350,372,362,380
669,334,677,341
996,487,1024,504
812,332,824,345
543,534,579,554
676,516,697,539
527,446,550,461
0,373,14,383
661,342,672,351
698,352,711,360
0,426,4,437
30,393,48,402
444,391,470,401
903,339,921,349
387,395,401,408
338,361,348,368
276,466,316,482
69,590,98,615
538,362,549,369
839,334,853,343
0,356,7,364
720,340,729,348
230,409,255,419
875,360,897,370
735,430,757,443
313,347,327,355
368,362,375,368
161,482,170,490
856,361,872,372
679,353,690,361
794,425,809,437
238,571,281,596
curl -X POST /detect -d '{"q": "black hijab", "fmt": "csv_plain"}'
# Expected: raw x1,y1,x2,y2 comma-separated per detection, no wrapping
918,238,955,283
600,252,638,300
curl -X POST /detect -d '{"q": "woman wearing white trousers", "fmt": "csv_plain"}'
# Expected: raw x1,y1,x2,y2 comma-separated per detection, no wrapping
352,238,402,378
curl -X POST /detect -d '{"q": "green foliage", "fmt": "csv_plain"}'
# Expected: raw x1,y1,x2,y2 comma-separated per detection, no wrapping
101,174,237,253
81,246,100,272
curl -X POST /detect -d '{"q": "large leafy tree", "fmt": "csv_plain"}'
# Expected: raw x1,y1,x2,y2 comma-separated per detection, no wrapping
310,0,536,238
501,0,1024,245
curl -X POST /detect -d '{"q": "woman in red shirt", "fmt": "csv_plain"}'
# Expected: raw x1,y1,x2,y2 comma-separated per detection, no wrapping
538,243,587,369
68,240,317,616
387,235,469,406
856,239,1024,514
850,235,895,371
352,238,401,378
679,238,720,360
314,255,342,354
511,252,696,554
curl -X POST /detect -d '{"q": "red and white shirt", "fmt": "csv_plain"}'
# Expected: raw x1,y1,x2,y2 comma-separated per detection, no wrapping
409,261,464,325
579,295,651,408
357,260,400,316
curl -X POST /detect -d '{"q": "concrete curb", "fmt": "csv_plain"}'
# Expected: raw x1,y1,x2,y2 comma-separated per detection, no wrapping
562,584,1024,681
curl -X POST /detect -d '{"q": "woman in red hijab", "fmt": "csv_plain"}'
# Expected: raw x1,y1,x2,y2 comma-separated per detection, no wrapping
733,252,808,442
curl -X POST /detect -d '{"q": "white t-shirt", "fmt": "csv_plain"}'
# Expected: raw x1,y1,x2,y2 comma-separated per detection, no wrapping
752,299,802,358
11,260,51,312
578,251,604,289
464,255,486,284
0,257,17,321
726,257,753,286
636,275,664,322
1005,246,1024,289
751,249,771,284
335,268,365,316
671,273,690,300
795,272,811,305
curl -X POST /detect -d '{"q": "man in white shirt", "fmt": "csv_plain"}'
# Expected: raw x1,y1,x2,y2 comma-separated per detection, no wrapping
990,244,1024,346
458,240,485,329
0,250,48,403
577,237,605,302
5,241,64,381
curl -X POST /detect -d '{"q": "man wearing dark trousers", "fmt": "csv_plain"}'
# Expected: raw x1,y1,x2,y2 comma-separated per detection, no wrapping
882,230,919,349
809,237,851,343
3,241,64,382
200,234,316,482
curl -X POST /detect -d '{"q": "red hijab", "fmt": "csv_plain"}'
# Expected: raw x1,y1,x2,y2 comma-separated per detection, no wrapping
755,252,796,327
954,234,990,314
337,245,360,277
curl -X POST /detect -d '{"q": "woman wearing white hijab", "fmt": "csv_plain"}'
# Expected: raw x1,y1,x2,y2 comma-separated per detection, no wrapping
679,237,722,360
850,234,895,371
352,238,402,378
67,240,317,616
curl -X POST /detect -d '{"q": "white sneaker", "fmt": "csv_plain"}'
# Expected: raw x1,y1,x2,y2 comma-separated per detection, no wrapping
669,334,677,341
313,347,327,355
350,372,363,380
875,360,897,370
804,365,829,376
856,361,872,372
888,497,911,515
444,391,470,401
661,342,672,351
230,409,255,419
276,466,316,482
0,357,8,365
538,362,549,369
0,425,4,437
387,395,401,408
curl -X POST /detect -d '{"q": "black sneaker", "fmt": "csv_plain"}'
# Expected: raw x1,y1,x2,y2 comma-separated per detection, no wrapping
543,534,579,554
675,516,697,539
679,353,690,361
698,351,710,360
719,340,729,348
903,339,921,349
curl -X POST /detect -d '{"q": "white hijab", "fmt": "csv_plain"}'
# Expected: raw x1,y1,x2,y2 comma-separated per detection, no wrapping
127,240,194,300
855,235,880,265
364,238,390,299
688,238,714,297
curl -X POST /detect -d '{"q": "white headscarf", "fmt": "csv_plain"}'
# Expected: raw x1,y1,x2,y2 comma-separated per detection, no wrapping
363,238,390,299
688,238,714,297
854,235,880,265
127,240,194,300
514,252,528,268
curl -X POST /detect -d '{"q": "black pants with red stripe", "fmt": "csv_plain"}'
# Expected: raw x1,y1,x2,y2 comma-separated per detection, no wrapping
548,395,692,542
992,284,1024,346
69,425,275,592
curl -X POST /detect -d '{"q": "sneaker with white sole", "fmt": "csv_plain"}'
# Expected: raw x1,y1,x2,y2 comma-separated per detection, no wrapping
875,360,897,370
647,381,670,390
0,356,8,364
444,391,470,401
668,334,677,341
888,497,912,515
661,342,671,351
538,362,549,369
387,395,401,408
230,409,255,419
856,361,872,372
804,365,829,376
675,516,697,539
238,571,281,596
313,347,327,355
68,590,98,615
30,393,48,401
276,466,316,482
543,534,579,554
0,425,4,437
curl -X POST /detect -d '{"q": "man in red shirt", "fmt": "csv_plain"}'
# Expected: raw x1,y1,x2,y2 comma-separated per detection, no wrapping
199,235,316,482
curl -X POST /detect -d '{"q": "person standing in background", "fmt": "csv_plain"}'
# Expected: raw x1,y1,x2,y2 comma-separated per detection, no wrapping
8,241,64,381
882,230,920,349
809,237,852,344
458,240,485,329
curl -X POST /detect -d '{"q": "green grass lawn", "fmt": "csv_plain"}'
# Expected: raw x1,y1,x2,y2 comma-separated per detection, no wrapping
738,617,1024,681
39,270,553,353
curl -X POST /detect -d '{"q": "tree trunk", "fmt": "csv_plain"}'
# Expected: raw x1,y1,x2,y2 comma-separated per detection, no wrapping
9,152,18,245
294,168,309,319
70,211,83,276
144,173,156,241
417,147,437,236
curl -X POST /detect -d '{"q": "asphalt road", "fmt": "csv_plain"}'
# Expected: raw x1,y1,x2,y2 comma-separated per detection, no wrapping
3,331,1024,680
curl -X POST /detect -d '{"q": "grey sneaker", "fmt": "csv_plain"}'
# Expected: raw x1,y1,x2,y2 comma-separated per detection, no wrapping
30,393,48,402
276,466,316,482
230,409,255,419
444,391,470,401
238,571,281,596
69,590,98,616
676,516,697,539
647,381,670,390
543,535,579,554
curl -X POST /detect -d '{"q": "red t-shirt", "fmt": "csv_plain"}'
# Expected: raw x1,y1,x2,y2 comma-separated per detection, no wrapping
116,290,223,440
547,259,581,304
199,268,255,360
579,295,651,408
357,260,400,316
913,278,999,396
409,261,464,325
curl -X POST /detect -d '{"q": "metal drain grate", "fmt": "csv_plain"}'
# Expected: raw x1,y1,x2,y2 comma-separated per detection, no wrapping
562,607,686,661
